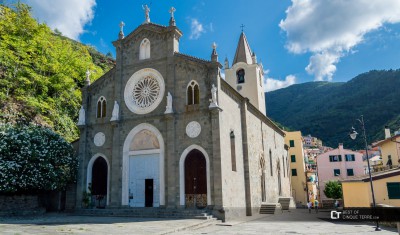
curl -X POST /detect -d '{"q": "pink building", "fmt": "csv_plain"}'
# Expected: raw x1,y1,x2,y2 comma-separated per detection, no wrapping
317,144,364,202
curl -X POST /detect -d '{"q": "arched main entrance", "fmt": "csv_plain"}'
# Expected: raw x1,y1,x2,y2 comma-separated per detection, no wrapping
122,123,165,207
185,149,207,208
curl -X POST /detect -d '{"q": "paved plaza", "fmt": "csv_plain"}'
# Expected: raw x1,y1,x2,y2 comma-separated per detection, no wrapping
0,209,398,235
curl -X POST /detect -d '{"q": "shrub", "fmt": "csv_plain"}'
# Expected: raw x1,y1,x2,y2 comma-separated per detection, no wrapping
0,123,78,194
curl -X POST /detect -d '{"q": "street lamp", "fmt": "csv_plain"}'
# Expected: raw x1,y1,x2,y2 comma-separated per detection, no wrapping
349,115,381,231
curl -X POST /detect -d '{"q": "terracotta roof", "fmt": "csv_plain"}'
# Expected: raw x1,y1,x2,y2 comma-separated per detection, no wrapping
373,134,400,147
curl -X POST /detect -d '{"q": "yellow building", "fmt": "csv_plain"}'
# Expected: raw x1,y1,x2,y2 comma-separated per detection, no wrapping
285,131,307,206
341,168,400,207
373,128,400,168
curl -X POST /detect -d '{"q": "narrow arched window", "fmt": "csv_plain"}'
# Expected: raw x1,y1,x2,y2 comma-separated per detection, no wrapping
139,38,150,60
230,131,236,171
187,80,200,105
236,68,245,84
97,96,106,118
269,149,273,176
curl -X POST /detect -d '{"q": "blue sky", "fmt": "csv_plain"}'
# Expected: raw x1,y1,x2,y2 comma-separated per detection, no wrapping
20,0,400,91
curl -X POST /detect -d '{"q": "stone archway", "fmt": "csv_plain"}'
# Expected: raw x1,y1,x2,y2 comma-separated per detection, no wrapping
184,149,207,208
87,153,110,206
179,145,211,207
122,123,165,207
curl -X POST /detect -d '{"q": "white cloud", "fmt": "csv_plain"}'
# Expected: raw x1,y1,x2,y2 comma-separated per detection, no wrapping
189,18,205,40
24,0,96,40
280,0,400,81
264,71,296,92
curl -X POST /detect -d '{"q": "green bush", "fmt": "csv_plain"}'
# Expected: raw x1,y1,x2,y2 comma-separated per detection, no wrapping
0,123,78,194
324,181,343,199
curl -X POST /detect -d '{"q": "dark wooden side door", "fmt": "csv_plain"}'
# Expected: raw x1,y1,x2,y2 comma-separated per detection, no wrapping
185,149,207,207
145,179,153,207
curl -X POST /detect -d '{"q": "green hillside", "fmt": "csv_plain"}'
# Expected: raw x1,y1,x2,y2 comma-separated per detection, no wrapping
0,3,115,142
266,70,400,149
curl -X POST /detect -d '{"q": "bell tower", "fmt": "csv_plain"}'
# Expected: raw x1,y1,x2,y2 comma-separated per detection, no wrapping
225,32,266,114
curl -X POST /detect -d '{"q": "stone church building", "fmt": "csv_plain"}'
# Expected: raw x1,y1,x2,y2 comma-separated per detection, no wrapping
76,7,292,221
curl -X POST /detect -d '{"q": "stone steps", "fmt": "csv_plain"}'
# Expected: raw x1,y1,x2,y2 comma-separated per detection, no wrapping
278,197,292,210
259,203,281,214
74,208,214,220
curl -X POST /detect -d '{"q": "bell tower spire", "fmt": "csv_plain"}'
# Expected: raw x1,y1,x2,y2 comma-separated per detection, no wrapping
225,30,266,114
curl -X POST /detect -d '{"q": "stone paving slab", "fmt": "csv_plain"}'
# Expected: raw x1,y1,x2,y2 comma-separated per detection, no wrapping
176,209,399,235
0,210,398,235
0,214,208,235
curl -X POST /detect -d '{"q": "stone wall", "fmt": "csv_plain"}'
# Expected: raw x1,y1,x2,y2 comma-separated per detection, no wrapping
0,195,45,216
218,82,247,220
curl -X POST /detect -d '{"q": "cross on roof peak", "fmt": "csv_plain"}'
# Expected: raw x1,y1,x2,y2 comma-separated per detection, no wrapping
240,24,245,32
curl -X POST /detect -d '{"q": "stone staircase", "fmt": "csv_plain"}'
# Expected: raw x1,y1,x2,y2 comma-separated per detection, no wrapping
74,208,216,220
259,203,281,214
278,197,291,210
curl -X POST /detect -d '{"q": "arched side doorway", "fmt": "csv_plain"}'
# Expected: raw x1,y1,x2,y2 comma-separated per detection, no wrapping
87,153,110,206
179,145,211,207
122,123,165,207
184,149,207,208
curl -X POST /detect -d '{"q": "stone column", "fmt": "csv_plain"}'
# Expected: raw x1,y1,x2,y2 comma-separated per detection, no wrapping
210,107,222,209
110,121,121,207
240,98,252,216
164,114,176,208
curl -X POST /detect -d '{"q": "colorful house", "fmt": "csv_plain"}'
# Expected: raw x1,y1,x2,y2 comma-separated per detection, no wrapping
285,131,307,207
341,168,400,207
316,144,364,204
373,127,400,168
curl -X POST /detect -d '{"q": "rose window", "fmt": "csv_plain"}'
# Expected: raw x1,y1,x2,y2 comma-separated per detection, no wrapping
132,76,160,108
124,68,165,114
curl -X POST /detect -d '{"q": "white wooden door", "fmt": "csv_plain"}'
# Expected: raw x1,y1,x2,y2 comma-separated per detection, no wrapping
129,154,159,207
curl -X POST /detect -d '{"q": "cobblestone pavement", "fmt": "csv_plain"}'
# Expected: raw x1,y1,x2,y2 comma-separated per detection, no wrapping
0,209,398,235
178,209,398,235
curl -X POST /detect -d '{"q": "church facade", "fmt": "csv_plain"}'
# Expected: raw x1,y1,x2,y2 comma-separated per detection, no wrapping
76,7,292,221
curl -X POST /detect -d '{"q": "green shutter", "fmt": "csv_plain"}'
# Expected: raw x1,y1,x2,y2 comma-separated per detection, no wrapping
387,183,400,199
291,155,296,162
290,140,295,147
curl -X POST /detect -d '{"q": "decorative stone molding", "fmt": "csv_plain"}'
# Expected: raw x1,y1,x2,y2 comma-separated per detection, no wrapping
124,68,165,114
94,132,105,147
186,121,201,138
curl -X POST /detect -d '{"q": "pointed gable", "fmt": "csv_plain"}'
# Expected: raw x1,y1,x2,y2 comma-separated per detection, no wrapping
233,32,253,65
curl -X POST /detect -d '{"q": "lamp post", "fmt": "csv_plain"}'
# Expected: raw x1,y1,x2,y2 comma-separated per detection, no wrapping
349,115,381,231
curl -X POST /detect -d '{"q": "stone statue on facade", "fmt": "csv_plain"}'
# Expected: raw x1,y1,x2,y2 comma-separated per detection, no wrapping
85,69,91,86
77,106,85,126
110,101,120,121
142,4,150,23
164,92,173,114
209,84,219,108
169,7,176,26
119,21,125,39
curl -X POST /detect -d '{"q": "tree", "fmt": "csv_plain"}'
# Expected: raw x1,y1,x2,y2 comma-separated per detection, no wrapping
324,181,343,199
0,123,78,194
